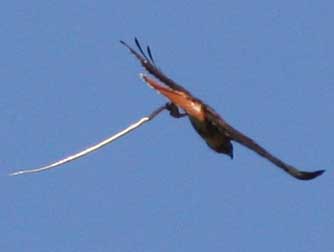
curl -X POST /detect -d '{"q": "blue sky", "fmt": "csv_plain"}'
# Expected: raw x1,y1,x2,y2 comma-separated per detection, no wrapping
1,1,333,251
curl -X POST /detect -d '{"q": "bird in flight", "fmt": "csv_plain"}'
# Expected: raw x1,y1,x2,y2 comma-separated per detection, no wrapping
120,38,324,180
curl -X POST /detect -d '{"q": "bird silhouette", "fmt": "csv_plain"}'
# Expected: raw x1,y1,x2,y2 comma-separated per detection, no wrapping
121,38,324,180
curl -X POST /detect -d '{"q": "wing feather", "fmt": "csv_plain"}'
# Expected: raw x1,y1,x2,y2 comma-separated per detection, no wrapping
120,39,190,94
205,107,324,180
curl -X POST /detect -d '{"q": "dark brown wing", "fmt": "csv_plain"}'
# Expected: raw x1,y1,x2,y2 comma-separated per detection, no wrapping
120,38,190,94
205,107,324,180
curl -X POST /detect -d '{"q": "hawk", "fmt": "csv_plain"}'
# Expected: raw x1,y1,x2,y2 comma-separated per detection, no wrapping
121,38,324,180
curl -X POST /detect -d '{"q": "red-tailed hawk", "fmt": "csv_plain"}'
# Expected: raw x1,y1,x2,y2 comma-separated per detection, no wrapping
121,38,324,180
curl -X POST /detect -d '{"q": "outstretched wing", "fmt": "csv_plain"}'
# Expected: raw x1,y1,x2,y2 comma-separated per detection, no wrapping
120,38,190,94
205,107,325,180
122,38,324,181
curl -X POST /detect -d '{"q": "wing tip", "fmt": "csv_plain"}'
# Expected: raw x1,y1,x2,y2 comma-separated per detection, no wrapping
295,169,325,180
120,39,128,48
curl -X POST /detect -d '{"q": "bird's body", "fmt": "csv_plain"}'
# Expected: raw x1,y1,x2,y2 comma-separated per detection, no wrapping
121,38,324,180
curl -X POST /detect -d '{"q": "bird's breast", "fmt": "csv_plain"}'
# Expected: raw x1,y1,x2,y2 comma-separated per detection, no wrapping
189,116,233,157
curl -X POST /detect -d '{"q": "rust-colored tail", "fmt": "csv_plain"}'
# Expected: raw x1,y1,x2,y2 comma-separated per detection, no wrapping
141,74,184,102
140,74,204,120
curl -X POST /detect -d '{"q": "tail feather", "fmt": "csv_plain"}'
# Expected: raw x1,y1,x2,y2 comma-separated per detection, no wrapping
140,74,204,120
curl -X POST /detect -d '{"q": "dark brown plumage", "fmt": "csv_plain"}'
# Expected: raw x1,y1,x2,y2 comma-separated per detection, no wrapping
121,38,325,180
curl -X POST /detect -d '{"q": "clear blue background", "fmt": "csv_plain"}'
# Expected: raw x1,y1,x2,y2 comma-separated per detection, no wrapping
1,1,333,251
